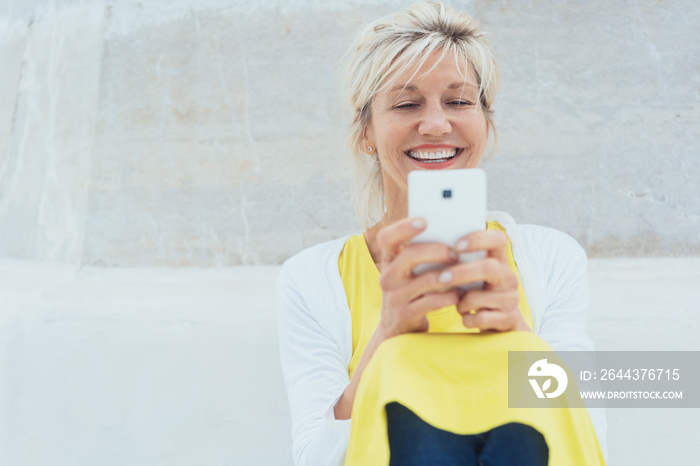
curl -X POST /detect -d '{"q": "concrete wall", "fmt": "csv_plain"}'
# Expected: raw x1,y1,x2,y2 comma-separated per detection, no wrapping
0,0,698,266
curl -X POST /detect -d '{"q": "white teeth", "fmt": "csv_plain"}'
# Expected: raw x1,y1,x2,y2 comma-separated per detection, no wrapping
408,149,457,160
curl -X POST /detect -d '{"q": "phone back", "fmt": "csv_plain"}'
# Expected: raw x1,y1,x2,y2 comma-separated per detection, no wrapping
408,169,487,288
408,168,486,247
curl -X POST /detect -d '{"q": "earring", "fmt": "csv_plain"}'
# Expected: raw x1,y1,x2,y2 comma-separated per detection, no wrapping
367,146,373,152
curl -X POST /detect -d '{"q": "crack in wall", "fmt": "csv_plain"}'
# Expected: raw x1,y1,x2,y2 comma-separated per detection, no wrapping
36,2,66,261
235,13,260,175
0,17,31,206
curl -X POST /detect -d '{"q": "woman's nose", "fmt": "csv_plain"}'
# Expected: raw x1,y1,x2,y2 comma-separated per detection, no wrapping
418,103,451,136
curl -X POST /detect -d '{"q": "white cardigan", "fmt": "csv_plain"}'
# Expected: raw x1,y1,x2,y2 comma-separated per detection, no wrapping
276,211,607,466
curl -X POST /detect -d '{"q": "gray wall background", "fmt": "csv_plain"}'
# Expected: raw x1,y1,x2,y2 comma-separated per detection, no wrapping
0,0,698,266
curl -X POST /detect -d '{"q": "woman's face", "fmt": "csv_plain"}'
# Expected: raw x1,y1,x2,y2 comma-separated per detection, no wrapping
364,51,489,212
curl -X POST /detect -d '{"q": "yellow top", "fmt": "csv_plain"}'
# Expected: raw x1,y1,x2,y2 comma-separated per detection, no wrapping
337,222,606,465
344,332,606,465
339,221,534,379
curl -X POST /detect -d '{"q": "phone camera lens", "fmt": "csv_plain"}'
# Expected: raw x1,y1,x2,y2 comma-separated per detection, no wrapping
442,189,452,199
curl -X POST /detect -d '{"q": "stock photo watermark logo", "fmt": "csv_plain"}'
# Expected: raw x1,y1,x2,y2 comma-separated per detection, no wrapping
528,359,568,399
509,351,700,408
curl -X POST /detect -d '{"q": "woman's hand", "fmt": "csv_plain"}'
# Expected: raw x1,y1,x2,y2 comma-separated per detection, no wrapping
374,217,461,339
441,230,532,332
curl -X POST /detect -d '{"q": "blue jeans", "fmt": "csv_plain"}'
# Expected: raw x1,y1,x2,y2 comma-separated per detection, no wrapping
386,402,549,465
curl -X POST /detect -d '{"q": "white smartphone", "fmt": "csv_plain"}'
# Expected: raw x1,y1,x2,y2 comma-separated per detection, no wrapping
408,168,487,291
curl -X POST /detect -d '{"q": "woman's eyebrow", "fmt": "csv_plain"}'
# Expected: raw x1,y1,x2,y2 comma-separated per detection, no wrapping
389,84,419,93
389,81,478,93
448,81,478,90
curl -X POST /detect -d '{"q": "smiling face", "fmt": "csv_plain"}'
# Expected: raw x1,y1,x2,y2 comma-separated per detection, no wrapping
363,51,489,220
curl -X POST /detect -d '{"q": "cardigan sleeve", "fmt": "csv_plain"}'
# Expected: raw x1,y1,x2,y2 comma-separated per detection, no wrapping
276,257,352,466
536,228,594,352
523,225,608,459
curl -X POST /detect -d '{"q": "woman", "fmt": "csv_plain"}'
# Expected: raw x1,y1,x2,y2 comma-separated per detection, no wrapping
277,2,606,465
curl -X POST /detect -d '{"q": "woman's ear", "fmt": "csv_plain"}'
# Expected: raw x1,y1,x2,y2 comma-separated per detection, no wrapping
361,127,376,155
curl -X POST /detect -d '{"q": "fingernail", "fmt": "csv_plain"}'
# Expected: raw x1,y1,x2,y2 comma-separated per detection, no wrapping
455,240,468,252
412,218,426,229
438,270,452,283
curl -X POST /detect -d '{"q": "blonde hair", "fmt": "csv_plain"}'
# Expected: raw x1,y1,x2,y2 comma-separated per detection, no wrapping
343,1,501,229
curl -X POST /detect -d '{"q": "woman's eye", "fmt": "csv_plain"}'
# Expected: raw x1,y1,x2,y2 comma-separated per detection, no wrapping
450,100,473,107
395,102,418,109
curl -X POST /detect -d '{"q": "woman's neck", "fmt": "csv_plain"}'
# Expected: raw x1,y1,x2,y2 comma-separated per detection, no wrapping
363,206,406,268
